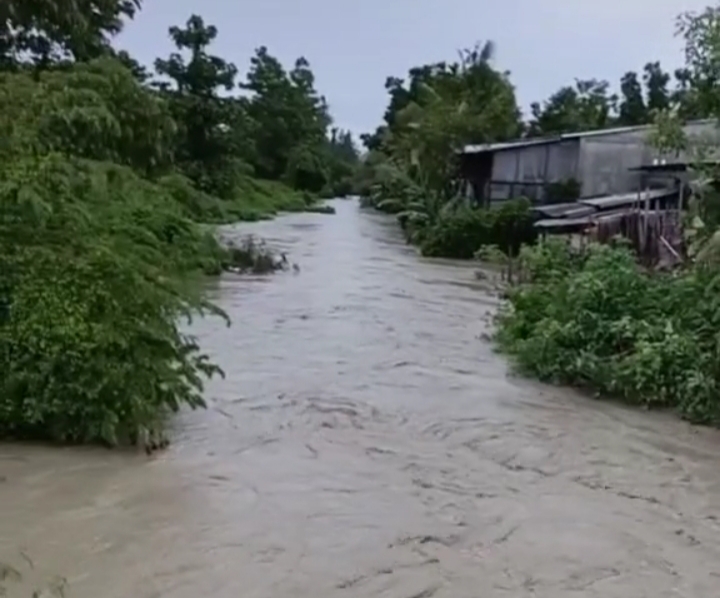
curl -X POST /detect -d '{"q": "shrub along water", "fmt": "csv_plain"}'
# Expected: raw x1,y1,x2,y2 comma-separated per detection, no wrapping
419,199,537,259
0,2,360,448
0,156,226,445
495,239,720,424
360,160,536,259
160,174,311,225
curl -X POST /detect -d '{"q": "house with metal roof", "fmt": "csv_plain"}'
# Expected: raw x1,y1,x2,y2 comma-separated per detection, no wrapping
459,119,719,205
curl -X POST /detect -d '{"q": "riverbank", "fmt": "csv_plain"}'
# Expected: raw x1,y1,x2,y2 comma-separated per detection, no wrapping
3,201,720,598
0,154,327,448
174,175,334,225
360,194,536,260
366,185,720,429
0,41,346,448
494,238,720,426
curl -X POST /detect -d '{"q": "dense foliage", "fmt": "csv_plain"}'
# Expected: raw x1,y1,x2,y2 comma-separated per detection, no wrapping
150,14,359,207
495,240,720,423
0,0,357,446
418,199,536,259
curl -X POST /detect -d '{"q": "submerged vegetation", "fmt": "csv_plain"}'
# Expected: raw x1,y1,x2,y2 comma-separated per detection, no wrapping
0,0,358,446
490,4,720,424
224,237,294,274
495,240,720,423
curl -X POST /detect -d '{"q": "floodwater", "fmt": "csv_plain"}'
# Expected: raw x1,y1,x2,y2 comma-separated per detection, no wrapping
3,200,720,597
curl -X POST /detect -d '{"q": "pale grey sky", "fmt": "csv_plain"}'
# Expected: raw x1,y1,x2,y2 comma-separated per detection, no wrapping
118,0,712,136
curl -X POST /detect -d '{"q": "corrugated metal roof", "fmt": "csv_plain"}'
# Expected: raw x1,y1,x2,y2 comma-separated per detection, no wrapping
463,137,557,154
535,217,593,229
628,163,691,173
535,206,676,230
593,208,642,222
461,128,643,155
462,119,717,155
533,202,596,219
578,189,673,210
560,124,651,140
533,189,678,229
628,159,720,172
560,206,597,219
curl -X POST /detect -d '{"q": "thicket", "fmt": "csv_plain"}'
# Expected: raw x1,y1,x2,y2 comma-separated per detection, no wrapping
495,240,720,423
419,199,536,259
362,158,535,258
0,1,357,446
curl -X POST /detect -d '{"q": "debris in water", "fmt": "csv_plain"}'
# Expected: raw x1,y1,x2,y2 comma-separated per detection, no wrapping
0,563,21,583
32,576,67,598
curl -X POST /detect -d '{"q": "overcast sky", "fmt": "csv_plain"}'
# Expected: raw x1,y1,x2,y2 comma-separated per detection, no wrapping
118,0,713,136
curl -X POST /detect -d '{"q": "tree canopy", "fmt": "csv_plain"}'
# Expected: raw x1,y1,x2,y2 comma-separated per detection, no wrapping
363,8,720,160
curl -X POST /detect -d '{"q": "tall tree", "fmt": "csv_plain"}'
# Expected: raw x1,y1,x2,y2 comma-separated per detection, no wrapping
528,79,616,137
675,5,720,118
650,5,720,246
323,127,359,196
365,42,520,152
643,61,671,113
362,62,464,152
328,128,359,164
241,47,331,190
155,14,242,197
377,41,521,198
618,71,647,125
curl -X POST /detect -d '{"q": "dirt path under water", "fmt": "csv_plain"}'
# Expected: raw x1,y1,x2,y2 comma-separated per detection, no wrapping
3,200,720,597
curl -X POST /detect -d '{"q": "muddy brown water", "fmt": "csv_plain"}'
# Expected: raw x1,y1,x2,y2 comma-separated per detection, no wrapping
3,199,720,597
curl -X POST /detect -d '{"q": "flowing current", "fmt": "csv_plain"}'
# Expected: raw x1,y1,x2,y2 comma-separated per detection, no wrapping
2,199,720,597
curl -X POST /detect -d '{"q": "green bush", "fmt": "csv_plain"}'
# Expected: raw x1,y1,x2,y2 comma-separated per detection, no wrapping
157,172,311,224
0,58,176,177
236,177,308,214
420,199,537,259
495,239,720,424
320,176,354,199
304,204,336,214
0,155,227,445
